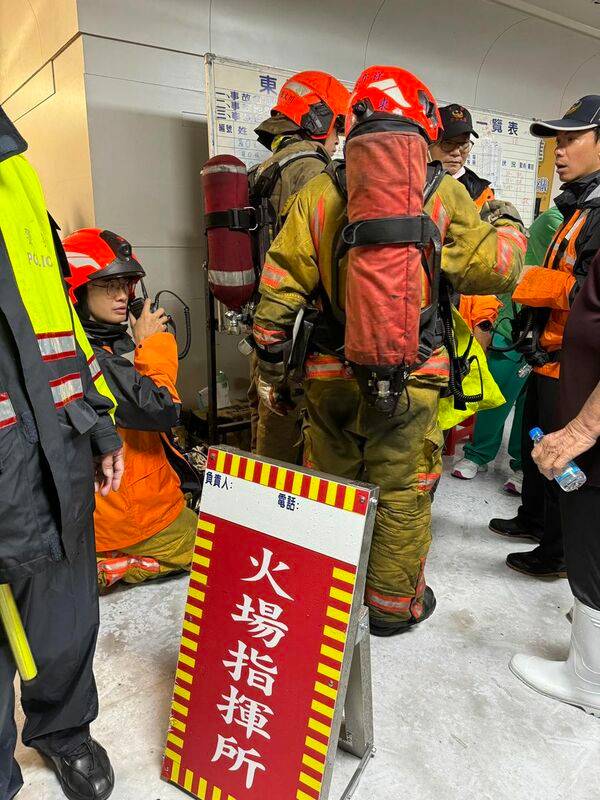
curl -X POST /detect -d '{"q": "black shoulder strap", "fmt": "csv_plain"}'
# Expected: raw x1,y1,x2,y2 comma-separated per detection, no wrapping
250,161,281,205
252,149,329,204
324,159,347,199
49,214,71,280
424,161,446,204
277,148,329,171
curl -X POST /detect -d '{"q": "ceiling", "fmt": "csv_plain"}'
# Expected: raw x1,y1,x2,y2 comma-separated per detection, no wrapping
494,0,600,36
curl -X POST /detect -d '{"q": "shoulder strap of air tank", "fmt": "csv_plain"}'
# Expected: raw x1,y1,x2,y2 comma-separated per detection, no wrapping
424,161,446,205
254,148,330,204
324,159,347,200
277,148,329,171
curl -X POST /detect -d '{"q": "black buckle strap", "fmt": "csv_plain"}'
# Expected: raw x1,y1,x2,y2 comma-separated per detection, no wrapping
205,207,258,232
341,215,438,250
254,345,284,364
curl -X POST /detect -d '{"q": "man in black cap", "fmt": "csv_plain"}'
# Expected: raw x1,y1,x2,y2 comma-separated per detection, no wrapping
490,95,600,579
429,104,501,355
429,103,495,209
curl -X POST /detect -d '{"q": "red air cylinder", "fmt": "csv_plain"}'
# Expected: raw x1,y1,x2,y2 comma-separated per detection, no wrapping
344,131,427,367
201,155,256,311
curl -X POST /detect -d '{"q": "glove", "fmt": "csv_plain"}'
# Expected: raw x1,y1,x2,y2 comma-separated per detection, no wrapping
257,376,294,417
480,199,527,234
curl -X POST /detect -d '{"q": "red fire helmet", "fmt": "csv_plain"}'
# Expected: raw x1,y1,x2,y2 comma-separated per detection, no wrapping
345,65,441,143
273,70,350,140
63,228,145,304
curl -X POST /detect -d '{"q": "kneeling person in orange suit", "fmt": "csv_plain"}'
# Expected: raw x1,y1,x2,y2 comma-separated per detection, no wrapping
64,228,199,589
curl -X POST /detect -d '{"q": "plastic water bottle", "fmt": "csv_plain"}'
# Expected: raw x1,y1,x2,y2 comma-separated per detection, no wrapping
529,427,587,492
216,370,230,409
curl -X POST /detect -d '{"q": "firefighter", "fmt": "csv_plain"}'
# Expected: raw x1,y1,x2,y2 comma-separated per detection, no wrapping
248,71,350,463
64,229,200,590
253,66,526,636
0,107,122,800
490,95,600,578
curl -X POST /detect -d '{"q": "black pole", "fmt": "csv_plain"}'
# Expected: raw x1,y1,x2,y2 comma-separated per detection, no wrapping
204,262,218,445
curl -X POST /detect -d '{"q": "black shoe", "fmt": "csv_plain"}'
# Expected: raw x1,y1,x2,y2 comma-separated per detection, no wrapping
369,586,437,637
45,738,114,800
489,516,542,542
506,549,567,579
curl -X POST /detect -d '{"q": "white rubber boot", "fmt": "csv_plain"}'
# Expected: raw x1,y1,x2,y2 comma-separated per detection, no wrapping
451,458,487,480
510,598,600,716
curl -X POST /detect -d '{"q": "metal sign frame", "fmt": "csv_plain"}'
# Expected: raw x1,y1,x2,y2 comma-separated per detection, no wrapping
162,446,377,800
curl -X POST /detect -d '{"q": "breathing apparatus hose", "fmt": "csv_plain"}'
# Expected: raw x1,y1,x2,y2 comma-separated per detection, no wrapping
439,279,484,410
487,304,534,354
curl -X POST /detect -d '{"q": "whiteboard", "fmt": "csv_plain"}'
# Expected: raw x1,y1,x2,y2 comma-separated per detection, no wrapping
459,107,539,226
205,54,539,225
205,53,353,168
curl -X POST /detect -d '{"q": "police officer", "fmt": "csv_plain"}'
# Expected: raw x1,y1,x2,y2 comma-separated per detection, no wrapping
0,106,122,800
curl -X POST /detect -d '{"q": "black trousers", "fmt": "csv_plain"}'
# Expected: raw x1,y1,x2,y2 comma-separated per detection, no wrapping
517,373,564,563
561,486,600,611
0,528,99,800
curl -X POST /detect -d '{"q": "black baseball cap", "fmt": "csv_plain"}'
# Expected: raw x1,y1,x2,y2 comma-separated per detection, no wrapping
530,95,600,137
439,104,479,140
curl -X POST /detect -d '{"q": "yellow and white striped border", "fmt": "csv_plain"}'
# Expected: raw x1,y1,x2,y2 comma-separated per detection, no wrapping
295,566,356,800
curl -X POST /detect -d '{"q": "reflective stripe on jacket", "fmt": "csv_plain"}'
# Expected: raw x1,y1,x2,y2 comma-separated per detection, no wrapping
513,184,600,378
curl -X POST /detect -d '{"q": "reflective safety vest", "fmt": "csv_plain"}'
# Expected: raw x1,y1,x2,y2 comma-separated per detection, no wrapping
0,153,116,415
513,203,593,379
537,209,587,378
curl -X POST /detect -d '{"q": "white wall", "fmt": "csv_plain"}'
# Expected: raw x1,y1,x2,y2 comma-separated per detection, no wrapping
76,0,600,116
82,37,207,404
4,0,600,405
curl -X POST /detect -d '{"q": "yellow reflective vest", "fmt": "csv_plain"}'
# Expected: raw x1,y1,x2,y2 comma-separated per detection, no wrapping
0,152,116,412
0,111,121,580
